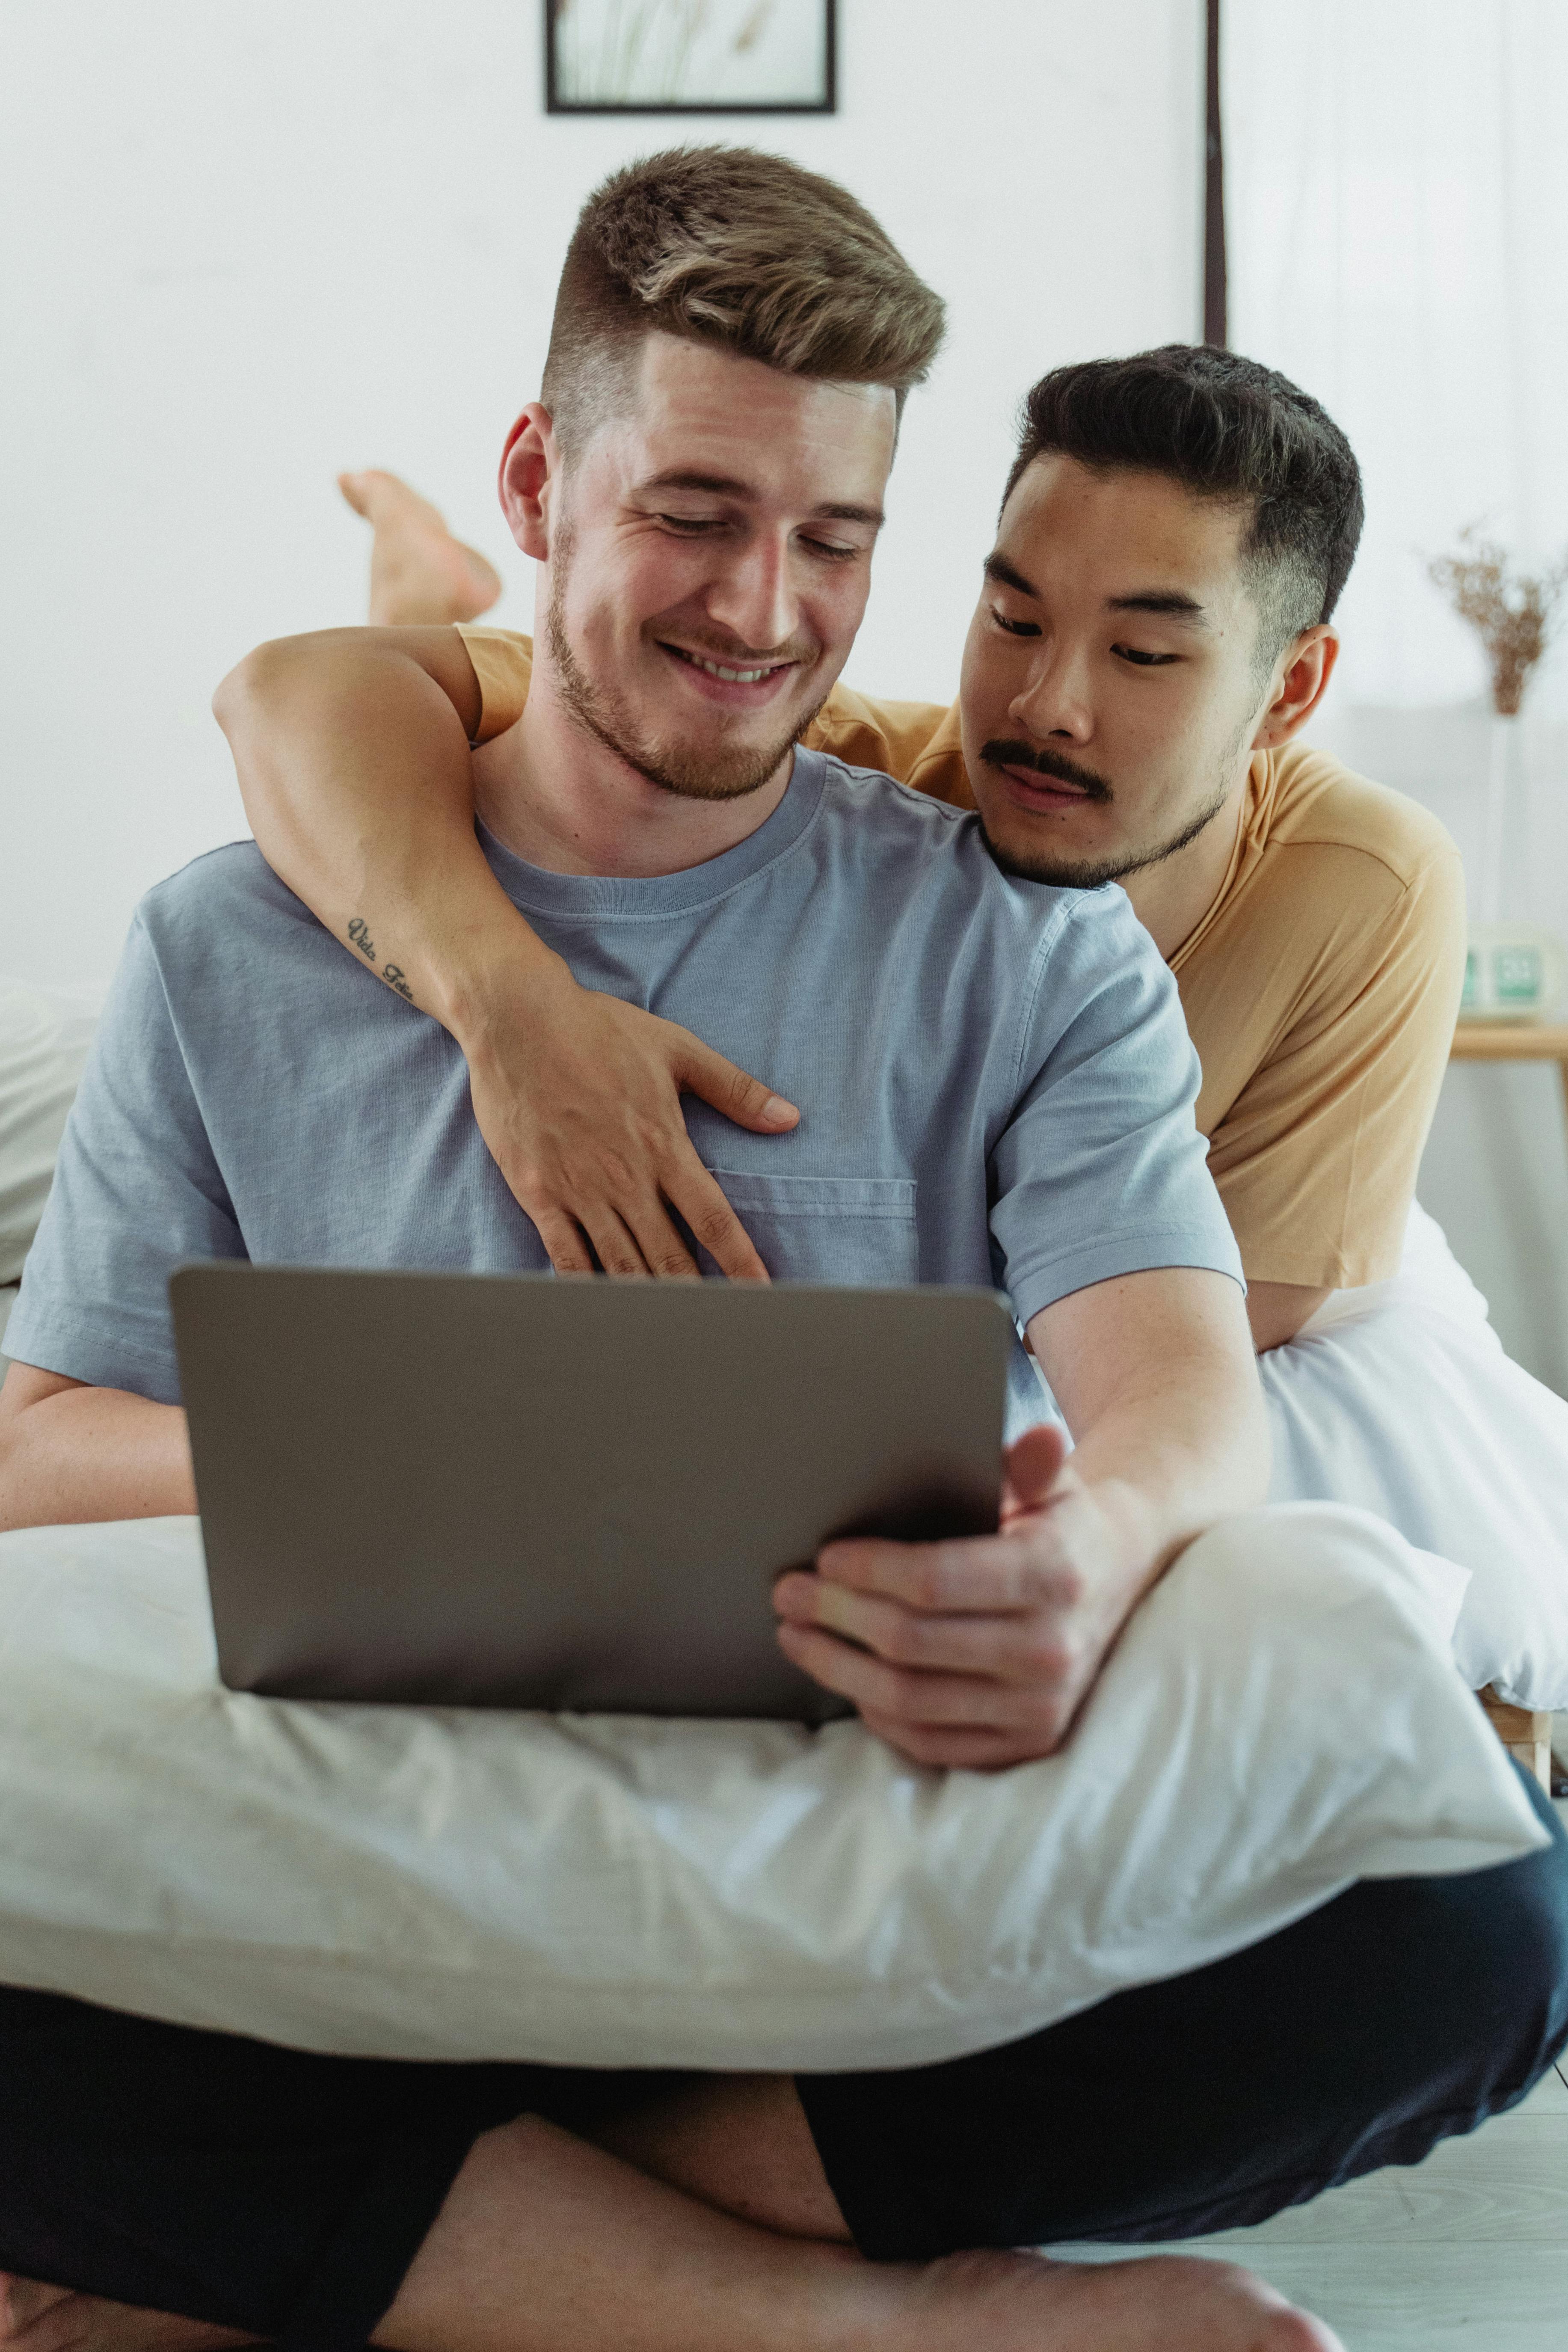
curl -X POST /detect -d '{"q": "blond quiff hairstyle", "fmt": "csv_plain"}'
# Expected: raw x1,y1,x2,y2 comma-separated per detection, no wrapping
542,146,946,450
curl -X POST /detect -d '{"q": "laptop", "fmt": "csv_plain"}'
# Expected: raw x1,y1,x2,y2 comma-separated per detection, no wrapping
171,1263,1015,1723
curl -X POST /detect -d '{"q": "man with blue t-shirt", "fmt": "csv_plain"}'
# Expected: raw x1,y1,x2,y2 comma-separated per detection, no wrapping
0,148,1564,2352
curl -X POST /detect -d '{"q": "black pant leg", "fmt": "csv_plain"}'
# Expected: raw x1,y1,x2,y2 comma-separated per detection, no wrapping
798,1764,1568,2260
0,1996,631,2348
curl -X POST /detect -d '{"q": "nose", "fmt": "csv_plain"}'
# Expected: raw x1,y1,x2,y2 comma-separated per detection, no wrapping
1008,639,1094,746
702,529,799,655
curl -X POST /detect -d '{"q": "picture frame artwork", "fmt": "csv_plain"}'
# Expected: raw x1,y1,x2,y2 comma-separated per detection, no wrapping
547,1,836,115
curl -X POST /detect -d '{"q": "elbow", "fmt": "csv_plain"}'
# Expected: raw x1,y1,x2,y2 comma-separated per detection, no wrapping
212,635,305,745
0,1418,33,1536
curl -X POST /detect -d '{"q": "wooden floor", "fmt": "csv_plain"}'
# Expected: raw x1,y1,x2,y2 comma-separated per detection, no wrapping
1049,1800,1568,2348
1180,2054,1568,2349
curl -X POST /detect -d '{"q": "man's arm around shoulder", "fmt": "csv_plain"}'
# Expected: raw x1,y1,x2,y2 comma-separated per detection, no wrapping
0,1361,194,1533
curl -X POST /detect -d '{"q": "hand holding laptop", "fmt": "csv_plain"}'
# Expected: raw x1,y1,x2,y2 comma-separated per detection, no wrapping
774,1420,1150,1770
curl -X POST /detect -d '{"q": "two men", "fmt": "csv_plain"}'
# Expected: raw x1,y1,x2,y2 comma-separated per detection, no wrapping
1,146,1565,2352
233,350,1462,1357
241,268,1568,1705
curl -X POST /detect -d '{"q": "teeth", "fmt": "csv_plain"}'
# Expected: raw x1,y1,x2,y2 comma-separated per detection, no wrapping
685,652,772,684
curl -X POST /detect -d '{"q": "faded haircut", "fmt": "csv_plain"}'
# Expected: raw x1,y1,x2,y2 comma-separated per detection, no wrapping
541,145,946,455
1003,345,1365,672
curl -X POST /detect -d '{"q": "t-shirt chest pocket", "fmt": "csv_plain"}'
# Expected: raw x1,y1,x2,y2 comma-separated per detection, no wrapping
702,1172,918,1286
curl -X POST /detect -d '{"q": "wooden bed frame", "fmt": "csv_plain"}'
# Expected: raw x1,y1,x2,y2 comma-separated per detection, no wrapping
1480,1690,1556,1791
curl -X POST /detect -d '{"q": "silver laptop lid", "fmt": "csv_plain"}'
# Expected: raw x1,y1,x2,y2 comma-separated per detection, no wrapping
172,1263,1015,1722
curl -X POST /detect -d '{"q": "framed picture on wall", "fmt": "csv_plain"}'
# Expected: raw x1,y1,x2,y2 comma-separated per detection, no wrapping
547,1,836,115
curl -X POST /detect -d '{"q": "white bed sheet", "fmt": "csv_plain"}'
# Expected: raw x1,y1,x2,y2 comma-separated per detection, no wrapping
0,1505,1542,2070
1263,1203,1568,1708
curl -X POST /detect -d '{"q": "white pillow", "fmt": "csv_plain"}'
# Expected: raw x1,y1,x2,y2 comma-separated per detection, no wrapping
0,1505,1542,2070
0,977,99,1285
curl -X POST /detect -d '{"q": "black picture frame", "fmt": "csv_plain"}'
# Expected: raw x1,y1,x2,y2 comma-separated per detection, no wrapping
546,0,836,116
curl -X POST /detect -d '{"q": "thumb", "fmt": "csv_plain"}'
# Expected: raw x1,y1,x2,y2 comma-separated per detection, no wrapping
1001,1421,1073,1517
677,1039,800,1134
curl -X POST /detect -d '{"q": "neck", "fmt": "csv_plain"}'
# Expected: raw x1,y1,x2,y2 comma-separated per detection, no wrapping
472,645,793,880
1121,763,1254,961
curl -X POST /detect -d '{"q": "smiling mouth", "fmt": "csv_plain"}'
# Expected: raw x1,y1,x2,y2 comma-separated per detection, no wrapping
663,644,797,687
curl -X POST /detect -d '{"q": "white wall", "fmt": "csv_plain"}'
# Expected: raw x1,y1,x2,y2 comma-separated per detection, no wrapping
0,0,1203,990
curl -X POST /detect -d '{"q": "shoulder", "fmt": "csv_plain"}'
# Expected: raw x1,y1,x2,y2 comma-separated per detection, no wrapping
815,750,971,832
809,683,953,782
810,756,1168,1027
1263,741,1462,898
136,840,310,944
811,751,1037,910
1224,742,1466,986
130,843,328,996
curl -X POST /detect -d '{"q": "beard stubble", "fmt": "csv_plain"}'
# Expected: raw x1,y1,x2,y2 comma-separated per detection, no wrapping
545,536,824,804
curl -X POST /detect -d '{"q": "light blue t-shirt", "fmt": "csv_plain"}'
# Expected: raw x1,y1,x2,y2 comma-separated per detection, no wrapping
9,751,1242,1430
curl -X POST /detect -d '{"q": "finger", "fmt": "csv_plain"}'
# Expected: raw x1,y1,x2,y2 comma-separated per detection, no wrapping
774,1619,1016,1728
526,1208,598,1278
775,1574,1073,1685
1001,1421,1073,1516
615,1190,702,1281
663,1153,771,1283
675,1038,799,1136
813,1528,1068,1614
576,1205,653,1279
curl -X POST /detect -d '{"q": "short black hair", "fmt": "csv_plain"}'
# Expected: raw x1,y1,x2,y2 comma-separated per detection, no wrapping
1002,345,1364,665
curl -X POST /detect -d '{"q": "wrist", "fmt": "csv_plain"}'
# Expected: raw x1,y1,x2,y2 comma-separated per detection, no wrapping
430,914,578,1052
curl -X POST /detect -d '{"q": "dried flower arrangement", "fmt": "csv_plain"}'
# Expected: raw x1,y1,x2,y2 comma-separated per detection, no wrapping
1427,525,1568,717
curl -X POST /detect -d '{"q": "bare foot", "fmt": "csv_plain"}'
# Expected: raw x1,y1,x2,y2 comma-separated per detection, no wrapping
0,2275,258,2352
1,2249,1339,2352
338,469,503,626
896,2248,1343,2352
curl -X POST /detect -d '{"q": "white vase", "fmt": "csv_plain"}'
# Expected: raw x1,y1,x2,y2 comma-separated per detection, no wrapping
1461,715,1567,1021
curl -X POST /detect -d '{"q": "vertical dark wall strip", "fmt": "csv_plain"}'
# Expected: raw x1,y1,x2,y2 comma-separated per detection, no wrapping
1204,0,1227,345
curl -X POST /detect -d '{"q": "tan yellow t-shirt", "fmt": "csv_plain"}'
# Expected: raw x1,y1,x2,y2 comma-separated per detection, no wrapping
459,627,1465,1289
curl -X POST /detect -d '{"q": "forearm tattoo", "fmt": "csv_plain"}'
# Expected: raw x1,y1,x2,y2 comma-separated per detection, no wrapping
347,917,416,1004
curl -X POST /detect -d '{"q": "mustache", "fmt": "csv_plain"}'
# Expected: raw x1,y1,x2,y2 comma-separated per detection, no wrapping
980,740,1114,804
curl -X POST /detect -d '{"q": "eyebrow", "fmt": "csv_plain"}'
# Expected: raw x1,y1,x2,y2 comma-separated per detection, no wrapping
638,469,884,528
984,550,1211,627
1107,590,1210,626
983,550,1039,597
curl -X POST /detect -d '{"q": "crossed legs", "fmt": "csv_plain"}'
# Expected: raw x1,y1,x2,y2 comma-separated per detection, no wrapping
5,1786,1568,2352
0,2077,1336,2352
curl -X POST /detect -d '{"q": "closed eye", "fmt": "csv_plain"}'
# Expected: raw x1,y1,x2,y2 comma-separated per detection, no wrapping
1113,645,1180,667
990,605,1040,638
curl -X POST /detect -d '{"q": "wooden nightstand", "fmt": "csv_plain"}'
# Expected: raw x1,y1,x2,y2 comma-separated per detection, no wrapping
1479,1691,1556,1791
1450,1019,1568,1114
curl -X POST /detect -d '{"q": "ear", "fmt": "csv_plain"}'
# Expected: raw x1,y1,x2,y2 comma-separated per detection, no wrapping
1251,625,1340,751
498,403,558,562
